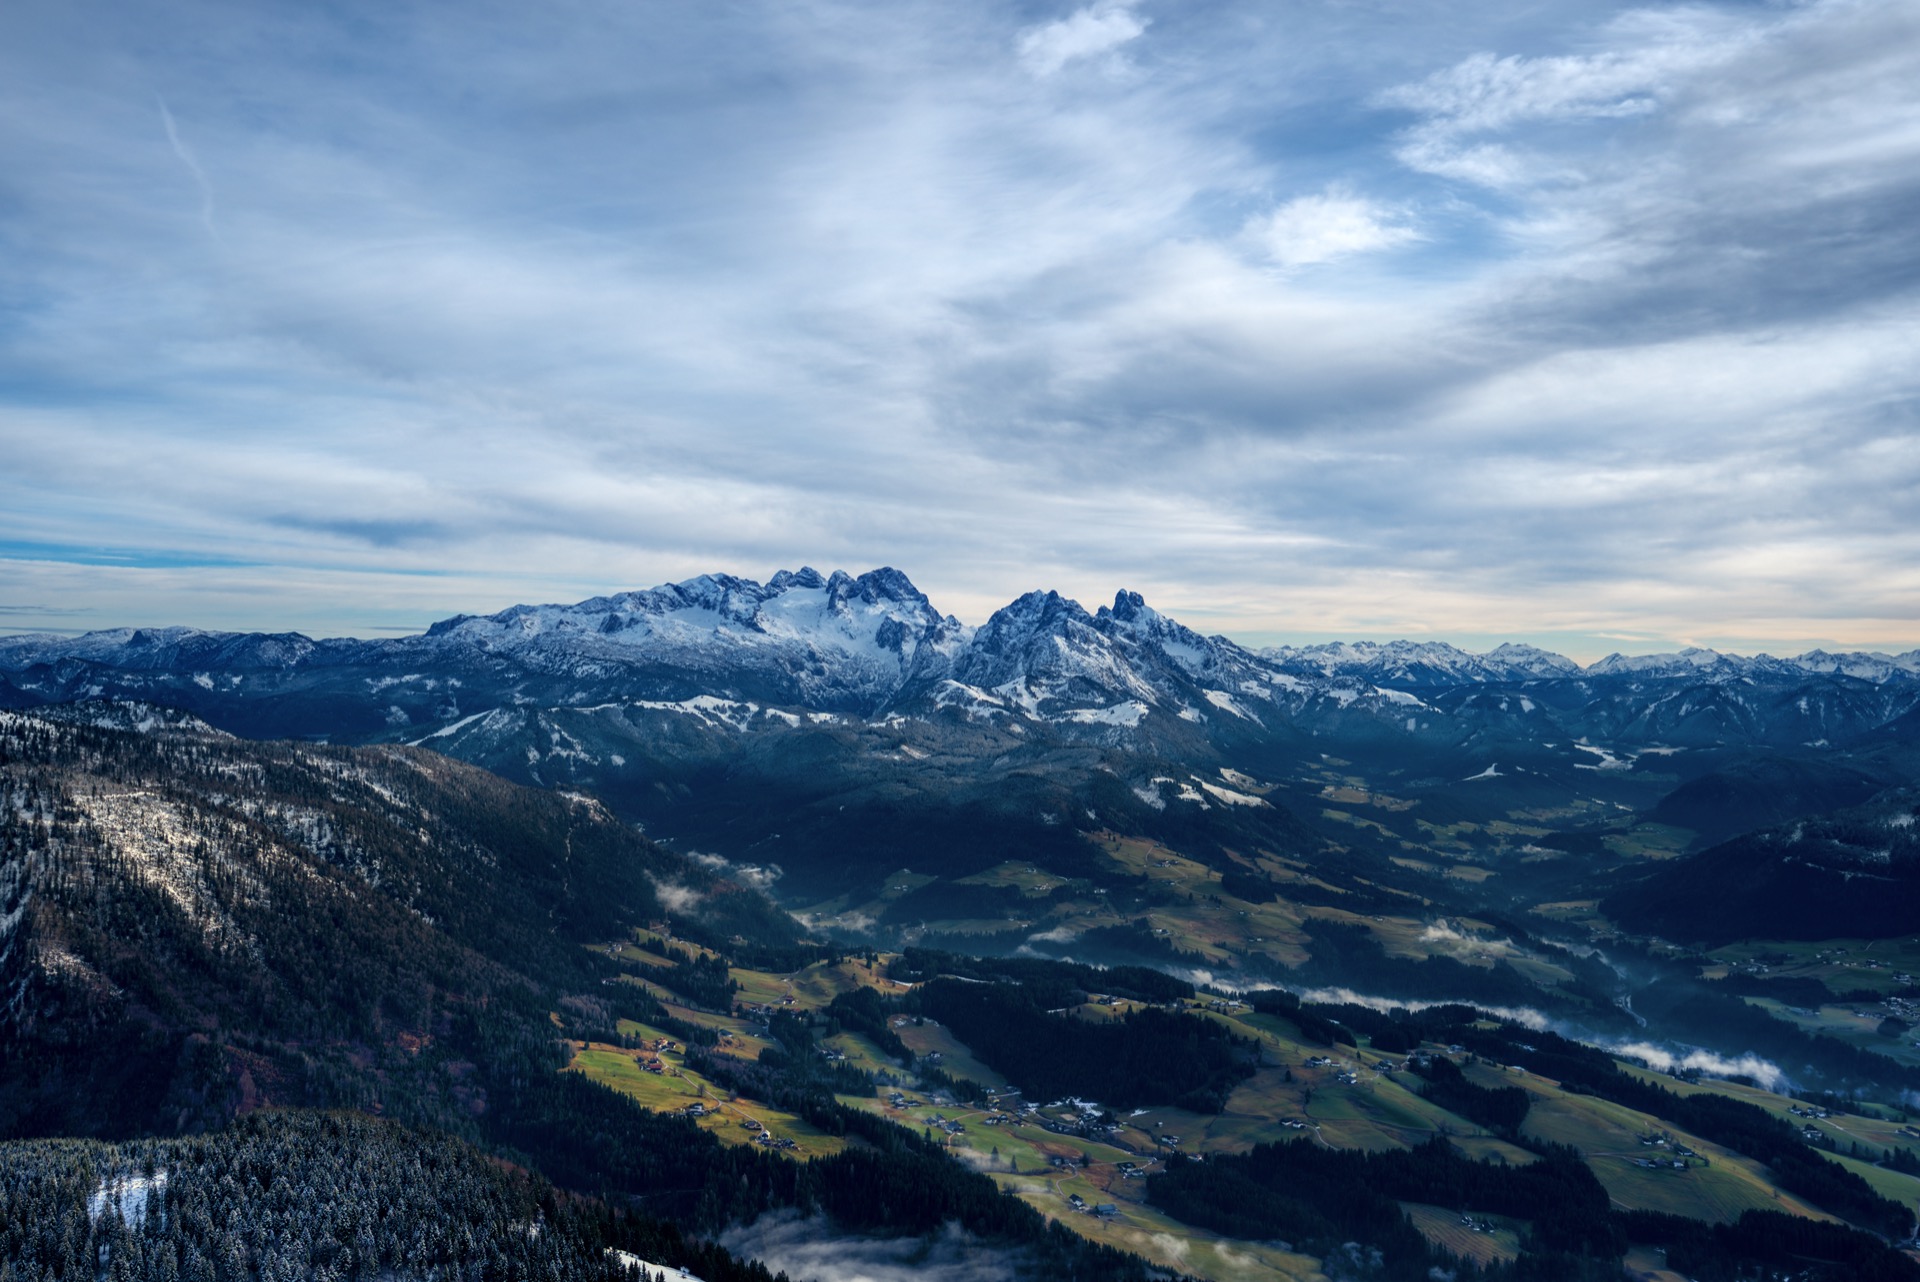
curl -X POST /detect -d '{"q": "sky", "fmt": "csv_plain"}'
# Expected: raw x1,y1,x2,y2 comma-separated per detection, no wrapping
2,0,1917,662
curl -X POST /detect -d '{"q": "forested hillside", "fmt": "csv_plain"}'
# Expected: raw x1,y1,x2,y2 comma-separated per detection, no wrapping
0,1111,755,1282
0,707,794,1139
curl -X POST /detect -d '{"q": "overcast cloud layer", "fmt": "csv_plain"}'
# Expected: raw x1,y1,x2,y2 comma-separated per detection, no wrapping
2,0,1917,658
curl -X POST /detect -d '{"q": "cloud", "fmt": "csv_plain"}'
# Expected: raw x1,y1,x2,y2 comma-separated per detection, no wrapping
1604,1040,1790,1093
1417,919,1516,959
718,1211,1025,1282
1017,2,1147,76
1,1,1917,657
1248,187,1422,268
1145,1233,1190,1267
1025,925,1081,944
157,96,216,231
1290,987,1551,1030
648,879,704,914
689,850,783,890
1379,0,1920,338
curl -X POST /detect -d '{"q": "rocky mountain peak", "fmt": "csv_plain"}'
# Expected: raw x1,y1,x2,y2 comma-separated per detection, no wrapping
827,566,932,611
1108,589,1150,622
768,565,828,591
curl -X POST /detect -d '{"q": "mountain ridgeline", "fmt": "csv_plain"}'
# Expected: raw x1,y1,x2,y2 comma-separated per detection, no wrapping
3,567,1919,926
4,568,1916,740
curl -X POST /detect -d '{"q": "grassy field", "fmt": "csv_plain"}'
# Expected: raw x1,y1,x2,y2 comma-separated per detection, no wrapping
1740,997,1920,1066
1820,1148,1920,1207
1496,1062,1837,1224
723,955,900,1012
841,1091,1327,1282
624,927,725,961
1401,1203,1523,1266
953,861,1070,895
1007,1181,1327,1282
821,1030,904,1079
1445,864,1498,883
1603,824,1693,860
1707,937,1920,997
894,1018,1012,1089
1617,1062,1920,1162
1621,1245,1691,1282
602,941,676,970
647,1001,778,1059
566,1040,847,1159
1090,834,1326,966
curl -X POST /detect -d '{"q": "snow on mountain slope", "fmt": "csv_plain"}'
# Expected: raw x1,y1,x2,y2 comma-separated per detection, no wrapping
1261,638,1581,685
943,590,1158,715
1584,647,1746,679
416,566,969,710
0,627,325,672
1580,647,1920,683
2,568,1917,753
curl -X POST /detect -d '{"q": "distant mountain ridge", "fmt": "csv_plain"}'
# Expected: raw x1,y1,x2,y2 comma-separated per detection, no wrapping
5,567,1919,774
3,566,1918,903
5,565,1916,713
3,564,1918,775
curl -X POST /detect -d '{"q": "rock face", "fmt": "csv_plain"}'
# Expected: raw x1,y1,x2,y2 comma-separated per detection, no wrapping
419,565,970,712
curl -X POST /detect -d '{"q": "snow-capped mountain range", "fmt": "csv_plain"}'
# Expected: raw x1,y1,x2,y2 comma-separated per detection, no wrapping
2,566,1918,746
7,566,1920,903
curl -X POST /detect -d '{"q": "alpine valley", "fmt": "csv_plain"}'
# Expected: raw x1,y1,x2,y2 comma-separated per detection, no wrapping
7,569,1920,1282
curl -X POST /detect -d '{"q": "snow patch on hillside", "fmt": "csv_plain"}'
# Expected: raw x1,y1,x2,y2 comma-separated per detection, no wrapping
1062,701,1149,727
632,696,763,731
1572,742,1633,771
1203,690,1257,721
1198,781,1267,808
73,789,267,952
90,1172,168,1226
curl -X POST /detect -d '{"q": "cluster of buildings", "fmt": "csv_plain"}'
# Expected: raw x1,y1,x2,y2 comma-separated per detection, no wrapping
1633,1132,1700,1170
1034,1104,1122,1142
1064,1194,1120,1219
736,995,798,1020
633,1036,680,1075
732,1116,798,1150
